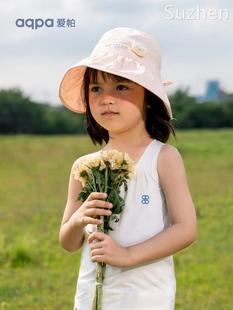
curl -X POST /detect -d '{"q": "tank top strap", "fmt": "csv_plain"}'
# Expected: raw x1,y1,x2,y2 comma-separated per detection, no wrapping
138,138,166,186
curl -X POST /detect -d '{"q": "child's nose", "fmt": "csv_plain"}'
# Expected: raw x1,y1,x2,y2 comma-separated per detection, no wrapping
100,93,116,105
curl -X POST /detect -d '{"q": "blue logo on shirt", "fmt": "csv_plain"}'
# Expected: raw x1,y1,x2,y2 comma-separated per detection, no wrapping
141,194,150,205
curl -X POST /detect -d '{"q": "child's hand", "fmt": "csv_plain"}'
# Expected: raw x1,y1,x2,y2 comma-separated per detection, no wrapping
88,231,132,268
72,192,113,228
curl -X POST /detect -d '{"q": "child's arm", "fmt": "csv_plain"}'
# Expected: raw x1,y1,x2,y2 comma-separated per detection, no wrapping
59,159,113,253
59,162,85,252
126,144,197,266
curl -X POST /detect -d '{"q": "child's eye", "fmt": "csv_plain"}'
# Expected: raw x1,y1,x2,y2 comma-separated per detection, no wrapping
90,86,100,92
116,84,128,91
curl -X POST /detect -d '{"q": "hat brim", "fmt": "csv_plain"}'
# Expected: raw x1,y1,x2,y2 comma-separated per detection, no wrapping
59,55,172,118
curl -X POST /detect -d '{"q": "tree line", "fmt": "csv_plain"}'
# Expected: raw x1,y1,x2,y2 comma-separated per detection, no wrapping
0,88,232,134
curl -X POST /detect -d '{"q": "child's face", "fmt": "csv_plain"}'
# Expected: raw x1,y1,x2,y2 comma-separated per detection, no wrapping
88,71,146,134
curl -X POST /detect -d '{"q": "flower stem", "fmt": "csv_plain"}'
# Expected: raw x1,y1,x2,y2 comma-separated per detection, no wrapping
91,170,97,192
93,167,109,309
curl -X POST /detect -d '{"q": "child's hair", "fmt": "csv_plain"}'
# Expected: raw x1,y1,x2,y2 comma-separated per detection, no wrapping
82,67,176,145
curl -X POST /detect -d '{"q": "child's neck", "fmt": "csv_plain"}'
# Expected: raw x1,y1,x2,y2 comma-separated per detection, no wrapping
102,136,153,163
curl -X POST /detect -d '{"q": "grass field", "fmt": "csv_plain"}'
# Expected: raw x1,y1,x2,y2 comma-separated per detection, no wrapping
0,130,232,309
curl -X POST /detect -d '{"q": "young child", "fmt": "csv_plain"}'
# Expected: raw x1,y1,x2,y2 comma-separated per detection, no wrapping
59,27,197,310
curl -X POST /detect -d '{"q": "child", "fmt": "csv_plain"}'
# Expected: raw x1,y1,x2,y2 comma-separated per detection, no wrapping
59,27,197,310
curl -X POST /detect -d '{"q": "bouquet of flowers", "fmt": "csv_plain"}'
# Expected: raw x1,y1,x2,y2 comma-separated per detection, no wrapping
73,149,135,310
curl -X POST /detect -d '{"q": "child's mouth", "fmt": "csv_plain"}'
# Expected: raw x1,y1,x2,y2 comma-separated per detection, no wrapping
102,112,119,116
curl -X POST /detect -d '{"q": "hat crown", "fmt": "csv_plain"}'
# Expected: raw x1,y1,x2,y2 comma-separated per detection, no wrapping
91,27,161,65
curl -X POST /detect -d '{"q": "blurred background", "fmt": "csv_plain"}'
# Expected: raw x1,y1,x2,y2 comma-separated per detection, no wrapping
0,1,232,309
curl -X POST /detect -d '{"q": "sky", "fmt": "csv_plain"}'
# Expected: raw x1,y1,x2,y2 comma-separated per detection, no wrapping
1,0,232,107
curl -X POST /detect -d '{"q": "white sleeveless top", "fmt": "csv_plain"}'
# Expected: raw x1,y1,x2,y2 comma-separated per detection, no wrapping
73,139,176,310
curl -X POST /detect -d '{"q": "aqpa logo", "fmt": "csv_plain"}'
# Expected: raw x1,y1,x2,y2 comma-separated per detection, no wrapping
15,18,76,30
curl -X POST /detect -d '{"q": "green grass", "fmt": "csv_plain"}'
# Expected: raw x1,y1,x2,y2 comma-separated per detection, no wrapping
0,130,232,309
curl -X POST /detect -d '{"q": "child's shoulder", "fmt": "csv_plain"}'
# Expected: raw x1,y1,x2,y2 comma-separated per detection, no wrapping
158,143,186,180
158,142,183,166
159,143,181,159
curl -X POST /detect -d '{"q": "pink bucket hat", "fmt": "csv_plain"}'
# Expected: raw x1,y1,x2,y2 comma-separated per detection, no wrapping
59,27,173,119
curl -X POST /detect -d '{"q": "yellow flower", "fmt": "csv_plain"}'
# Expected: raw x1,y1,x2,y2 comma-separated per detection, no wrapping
101,149,132,170
72,149,135,187
99,159,107,170
72,157,92,185
79,176,86,187
101,149,135,176
87,157,102,169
